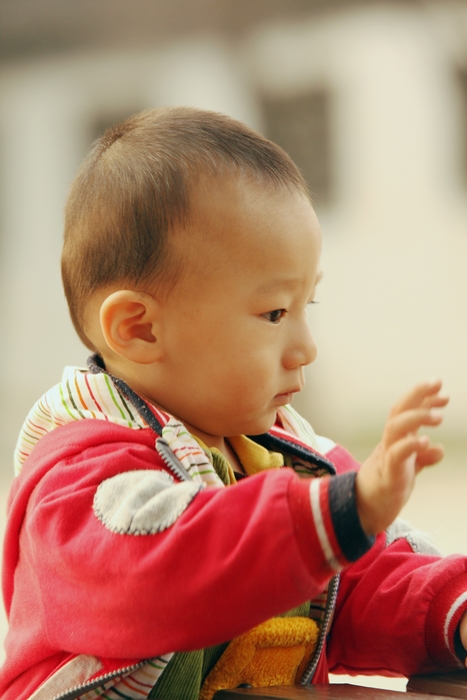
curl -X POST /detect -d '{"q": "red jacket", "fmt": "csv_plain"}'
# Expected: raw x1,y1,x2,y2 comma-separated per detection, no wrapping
1,374,467,699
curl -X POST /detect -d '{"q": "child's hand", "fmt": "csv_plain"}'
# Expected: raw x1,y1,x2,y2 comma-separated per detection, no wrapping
355,379,448,536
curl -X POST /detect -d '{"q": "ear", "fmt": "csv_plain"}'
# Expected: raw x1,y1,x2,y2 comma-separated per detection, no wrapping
100,290,162,364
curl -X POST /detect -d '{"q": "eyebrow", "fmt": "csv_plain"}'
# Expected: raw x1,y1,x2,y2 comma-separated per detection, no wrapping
255,269,324,295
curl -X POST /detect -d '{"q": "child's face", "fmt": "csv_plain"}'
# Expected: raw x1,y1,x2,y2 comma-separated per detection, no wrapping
145,175,322,442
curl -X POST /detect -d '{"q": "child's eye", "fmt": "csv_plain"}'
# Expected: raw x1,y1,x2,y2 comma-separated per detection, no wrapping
262,309,286,323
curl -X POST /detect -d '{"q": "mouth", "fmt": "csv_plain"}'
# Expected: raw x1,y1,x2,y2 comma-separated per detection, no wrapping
274,389,301,404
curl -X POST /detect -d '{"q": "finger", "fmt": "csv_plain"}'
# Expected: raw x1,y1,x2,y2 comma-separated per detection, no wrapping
415,443,445,470
383,408,444,445
385,435,430,474
421,393,449,409
389,379,444,416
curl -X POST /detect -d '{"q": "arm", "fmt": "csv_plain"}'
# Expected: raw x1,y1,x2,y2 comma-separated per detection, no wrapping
328,534,467,677
4,420,372,661
327,379,467,676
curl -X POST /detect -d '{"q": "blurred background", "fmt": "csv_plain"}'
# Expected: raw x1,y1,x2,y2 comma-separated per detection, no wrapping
1,0,467,687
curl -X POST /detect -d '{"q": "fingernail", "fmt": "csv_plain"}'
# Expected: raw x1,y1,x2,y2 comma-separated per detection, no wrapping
430,410,443,420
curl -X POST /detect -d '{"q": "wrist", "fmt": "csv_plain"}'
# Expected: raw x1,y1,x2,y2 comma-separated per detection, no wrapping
355,469,379,536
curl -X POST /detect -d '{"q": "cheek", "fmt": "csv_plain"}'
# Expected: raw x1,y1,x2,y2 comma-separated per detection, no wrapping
178,320,276,392
224,357,273,400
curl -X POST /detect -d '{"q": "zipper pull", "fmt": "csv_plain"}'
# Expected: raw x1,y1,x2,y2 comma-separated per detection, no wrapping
155,437,192,482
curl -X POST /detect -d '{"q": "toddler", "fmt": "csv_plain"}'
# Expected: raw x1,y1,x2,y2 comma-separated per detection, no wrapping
1,107,465,700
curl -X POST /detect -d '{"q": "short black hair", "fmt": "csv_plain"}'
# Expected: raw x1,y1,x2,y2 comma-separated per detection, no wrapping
62,106,309,349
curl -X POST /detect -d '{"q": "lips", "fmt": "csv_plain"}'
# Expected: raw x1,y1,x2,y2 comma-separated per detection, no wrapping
274,389,300,403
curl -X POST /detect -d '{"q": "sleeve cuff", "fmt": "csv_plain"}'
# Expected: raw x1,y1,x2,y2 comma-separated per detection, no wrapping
327,470,375,562
305,472,375,572
287,471,375,578
454,623,467,664
426,574,467,668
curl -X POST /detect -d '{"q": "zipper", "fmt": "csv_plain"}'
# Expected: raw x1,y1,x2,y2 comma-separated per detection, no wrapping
45,441,186,699
50,660,150,700
300,574,340,685
155,437,192,482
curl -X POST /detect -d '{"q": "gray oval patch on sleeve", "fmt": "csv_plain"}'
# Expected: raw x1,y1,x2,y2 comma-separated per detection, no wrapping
93,469,203,535
386,517,441,556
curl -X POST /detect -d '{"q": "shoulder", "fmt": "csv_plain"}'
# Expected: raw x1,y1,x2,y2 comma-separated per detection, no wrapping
18,419,158,483
14,366,148,475
9,420,161,516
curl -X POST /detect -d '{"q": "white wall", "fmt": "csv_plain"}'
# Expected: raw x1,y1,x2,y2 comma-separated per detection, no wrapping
247,3,467,442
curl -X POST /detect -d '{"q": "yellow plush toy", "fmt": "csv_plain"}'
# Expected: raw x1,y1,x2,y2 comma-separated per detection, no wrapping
200,616,319,700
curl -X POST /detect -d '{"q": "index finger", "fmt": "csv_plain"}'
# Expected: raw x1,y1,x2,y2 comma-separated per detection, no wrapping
389,379,447,416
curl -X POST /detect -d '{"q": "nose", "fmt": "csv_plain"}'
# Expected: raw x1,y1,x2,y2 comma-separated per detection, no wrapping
283,317,318,370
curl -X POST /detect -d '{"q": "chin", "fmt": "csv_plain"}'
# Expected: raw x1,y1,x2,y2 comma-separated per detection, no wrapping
244,413,277,436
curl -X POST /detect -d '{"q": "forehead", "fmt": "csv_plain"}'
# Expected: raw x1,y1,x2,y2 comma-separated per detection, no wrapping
190,174,320,263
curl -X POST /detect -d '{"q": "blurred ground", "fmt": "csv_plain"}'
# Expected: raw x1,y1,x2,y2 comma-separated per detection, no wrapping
0,440,466,691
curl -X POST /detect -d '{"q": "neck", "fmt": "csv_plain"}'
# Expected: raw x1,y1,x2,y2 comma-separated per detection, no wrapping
96,357,243,471
181,421,243,472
